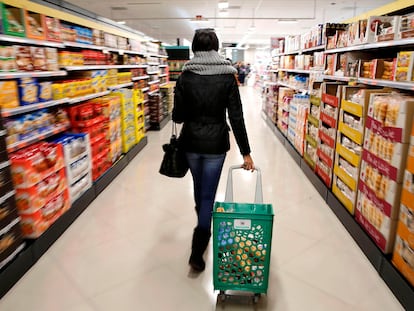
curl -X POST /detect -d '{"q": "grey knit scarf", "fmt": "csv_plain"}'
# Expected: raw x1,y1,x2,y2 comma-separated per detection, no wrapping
182,50,237,75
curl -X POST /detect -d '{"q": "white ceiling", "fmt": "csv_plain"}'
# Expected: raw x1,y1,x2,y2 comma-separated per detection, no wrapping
65,0,392,47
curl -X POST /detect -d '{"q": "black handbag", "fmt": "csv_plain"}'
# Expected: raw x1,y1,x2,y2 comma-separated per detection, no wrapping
159,122,189,178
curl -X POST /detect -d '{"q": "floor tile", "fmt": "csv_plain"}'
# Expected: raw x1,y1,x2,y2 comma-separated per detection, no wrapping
0,256,86,311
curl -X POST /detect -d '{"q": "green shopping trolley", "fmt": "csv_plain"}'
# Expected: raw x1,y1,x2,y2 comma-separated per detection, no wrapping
213,165,274,304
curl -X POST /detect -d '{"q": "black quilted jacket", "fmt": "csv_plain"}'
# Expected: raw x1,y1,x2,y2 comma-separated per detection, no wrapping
172,71,251,156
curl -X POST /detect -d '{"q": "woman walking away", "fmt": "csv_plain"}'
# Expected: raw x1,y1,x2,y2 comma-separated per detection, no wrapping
172,28,254,272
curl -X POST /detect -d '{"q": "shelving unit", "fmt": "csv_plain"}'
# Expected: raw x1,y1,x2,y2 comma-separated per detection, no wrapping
263,113,414,310
263,17,414,310
0,0,168,299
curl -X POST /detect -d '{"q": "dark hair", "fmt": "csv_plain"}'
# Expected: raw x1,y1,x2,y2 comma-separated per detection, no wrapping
192,28,219,52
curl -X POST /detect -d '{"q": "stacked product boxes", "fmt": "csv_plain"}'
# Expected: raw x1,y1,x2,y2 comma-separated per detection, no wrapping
304,83,322,170
316,83,343,187
332,87,389,214
288,94,309,155
277,87,294,136
116,89,136,153
90,95,121,163
393,120,414,287
10,142,70,238
133,89,146,143
68,101,111,181
54,133,92,204
356,93,414,253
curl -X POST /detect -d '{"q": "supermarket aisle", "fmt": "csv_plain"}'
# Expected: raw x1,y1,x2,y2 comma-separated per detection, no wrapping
0,87,404,311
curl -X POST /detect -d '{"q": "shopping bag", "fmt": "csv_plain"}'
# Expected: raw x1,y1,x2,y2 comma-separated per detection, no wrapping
159,123,188,178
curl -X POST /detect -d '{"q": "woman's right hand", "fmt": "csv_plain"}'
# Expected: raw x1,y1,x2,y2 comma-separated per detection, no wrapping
242,154,254,172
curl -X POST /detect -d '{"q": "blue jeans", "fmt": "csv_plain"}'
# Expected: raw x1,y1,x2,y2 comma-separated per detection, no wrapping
186,152,226,231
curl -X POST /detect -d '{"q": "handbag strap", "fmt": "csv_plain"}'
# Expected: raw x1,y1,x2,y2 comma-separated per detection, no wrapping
172,121,178,137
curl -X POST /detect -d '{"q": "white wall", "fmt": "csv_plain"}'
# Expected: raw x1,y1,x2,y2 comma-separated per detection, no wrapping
244,49,256,65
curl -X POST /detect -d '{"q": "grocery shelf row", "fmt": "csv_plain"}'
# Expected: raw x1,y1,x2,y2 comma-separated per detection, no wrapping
0,71,67,80
324,38,414,54
0,136,148,299
323,75,414,91
263,113,414,310
0,34,168,59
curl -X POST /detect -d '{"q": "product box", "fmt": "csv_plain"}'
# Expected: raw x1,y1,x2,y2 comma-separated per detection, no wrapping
359,164,402,219
400,13,414,39
395,51,414,82
406,148,414,175
363,128,409,168
104,119,121,143
338,117,364,145
0,219,24,270
10,143,65,189
104,32,117,48
14,46,33,71
359,59,395,80
54,133,91,165
356,190,399,253
0,81,19,109
19,188,70,238
0,46,17,72
392,235,414,287
332,174,357,214
66,155,91,185
92,29,104,46
334,154,359,191
375,16,401,42
44,16,61,42
316,158,333,187
367,94,414,143
30,47,47,71
109,137,122,163
324,54,337,76
18,77,38,106
24,10,46,40
38,81,52,102
90,136,107,158
361,148,407,184
397,204,414,248
0,4,25,37
15,168,68,214
361,16,400,43
69,172,92,203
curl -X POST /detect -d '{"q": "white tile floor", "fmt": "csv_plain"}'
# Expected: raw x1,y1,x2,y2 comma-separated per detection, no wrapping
0,87,405,310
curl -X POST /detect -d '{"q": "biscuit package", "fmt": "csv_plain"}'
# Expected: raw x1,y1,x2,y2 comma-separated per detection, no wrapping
355,189,399,253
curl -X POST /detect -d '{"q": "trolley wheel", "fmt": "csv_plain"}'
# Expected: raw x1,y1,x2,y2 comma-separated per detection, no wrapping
219,290,226,302
253,293,261,304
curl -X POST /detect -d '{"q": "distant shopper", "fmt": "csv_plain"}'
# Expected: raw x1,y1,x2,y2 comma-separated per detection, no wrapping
173,28,254,272
237,62,247,85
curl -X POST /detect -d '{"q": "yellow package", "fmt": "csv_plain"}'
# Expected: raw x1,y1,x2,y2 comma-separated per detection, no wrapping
0,81,19,108
52,83,64,100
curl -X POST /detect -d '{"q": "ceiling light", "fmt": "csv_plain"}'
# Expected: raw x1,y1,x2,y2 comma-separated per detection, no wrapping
117,21,126,25
248,26,256,32
277,19,298,24
218,9,229,17
218,1,229,9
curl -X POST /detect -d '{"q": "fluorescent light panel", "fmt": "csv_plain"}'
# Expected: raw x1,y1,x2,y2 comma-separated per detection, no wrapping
218,9,229,17
218,1,229,9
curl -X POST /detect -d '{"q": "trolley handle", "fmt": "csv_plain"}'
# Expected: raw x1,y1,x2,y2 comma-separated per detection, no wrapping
224,165,263,204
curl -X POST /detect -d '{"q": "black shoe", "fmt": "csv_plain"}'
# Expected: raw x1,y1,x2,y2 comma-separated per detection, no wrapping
189,253,205,272
188,227,211,272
